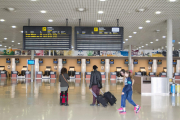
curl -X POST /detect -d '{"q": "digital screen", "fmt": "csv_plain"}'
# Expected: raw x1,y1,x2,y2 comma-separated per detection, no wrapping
77,59,81,64
62,59,67,64
148,60,153,64
157,60,162,64
75,27,123,50
6,58,11,63
133,59,138,64
173,60,177,65
124,59,128,64
86,59,90,64
39,59,43,64
101,59,105,64
28,60,35,65
110,59,114,64
15,58,19,63
23,26,72,50
53,59,58,64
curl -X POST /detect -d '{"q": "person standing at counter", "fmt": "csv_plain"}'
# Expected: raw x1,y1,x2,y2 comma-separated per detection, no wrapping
89,65,102,106
119,70,141,114
59,68,69,106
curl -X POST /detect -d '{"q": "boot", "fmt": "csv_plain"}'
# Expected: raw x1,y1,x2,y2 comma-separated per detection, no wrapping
64,96,69,106
60,96,63,105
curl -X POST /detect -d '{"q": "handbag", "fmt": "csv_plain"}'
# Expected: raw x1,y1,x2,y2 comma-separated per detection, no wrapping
62,74,69,88
96,73,102,89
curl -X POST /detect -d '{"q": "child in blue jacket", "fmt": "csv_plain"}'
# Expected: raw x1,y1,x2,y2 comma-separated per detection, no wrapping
119,70,141,114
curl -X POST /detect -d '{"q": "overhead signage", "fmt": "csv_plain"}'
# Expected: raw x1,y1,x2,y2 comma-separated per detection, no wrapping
110,59,114,64
39,59,43,64
157,60,162,64
148,60,153,64
6,58,11,63
133,59,138,64
124,59,128,64
101,59,105,64
53,59,58,64
173,60,177,65
77,59,81,64
23,26,72,50
15,58,19,63
62,59,67,64
86,59,90,64
75,26,123,50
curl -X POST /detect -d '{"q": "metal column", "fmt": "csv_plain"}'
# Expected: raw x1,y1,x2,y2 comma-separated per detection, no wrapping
128,45,132,70
167,19,173,79
31,50,34,82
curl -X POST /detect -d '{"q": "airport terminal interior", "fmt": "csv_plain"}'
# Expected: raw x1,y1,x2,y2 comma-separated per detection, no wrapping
1,0,180,120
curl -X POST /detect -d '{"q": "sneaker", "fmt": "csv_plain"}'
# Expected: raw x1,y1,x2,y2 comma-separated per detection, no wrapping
90,104,96,106
135,106,141,113
119,110,126,114
118,107,123,111
97,104,100,106
134,105,137,111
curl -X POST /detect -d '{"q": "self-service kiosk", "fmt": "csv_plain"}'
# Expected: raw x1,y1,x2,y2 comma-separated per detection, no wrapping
159,67,167,77
110,67,123,83
149,72,156,77
0,66,7,78
135,67,147,76
68,67,76,79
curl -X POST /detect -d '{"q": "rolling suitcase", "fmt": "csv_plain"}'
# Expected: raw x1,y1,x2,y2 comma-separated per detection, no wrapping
60,93,68,104
90,89,108,107
103,91,117,106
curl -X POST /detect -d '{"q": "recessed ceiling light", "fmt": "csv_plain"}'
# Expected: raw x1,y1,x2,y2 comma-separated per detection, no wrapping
139,47,141,48
100,0,106,1
0,19,5,22
156,39,159,41
98,11,104,14
178,42,180,44
21,31,23,33
165,46,167,47
136,8,146,12
9,47,11,48
12,41,14,42
169,0,176,2
139,27,143,29
125,39,128,41
133,32,137,34
7,7,15,11
97,20,102,22
4,46,7,47
18,43,20,44
0,44,2,46
78,8,86,12
155,11,161,14
162,36,166,38
4,38,7,40
48,19,53,22
40,10,46,13
146,44,148,46
150,42,153,44
142,46,144,47
31,0,37,1
123,42,125,43
12,26,16,28
146,20,151,23
129,36,132,38
156,30,160,32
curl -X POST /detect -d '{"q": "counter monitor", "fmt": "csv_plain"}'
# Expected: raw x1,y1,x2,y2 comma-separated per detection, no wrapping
6,58,11,63
39,59,43,64
86,59,90,64
110,59,114,64
148,60,153,64
23,26,72,50
157,60,162,64
101,59,105,64
124,59,128,64
53,59,58,64
173,60,177,65
28,60,35,65
75,26,123,50
62,59,67,64
15,58,19,63
133,59,138,64
77,59,81,64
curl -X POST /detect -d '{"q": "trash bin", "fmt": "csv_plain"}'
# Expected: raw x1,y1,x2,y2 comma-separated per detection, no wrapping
171,84,175,96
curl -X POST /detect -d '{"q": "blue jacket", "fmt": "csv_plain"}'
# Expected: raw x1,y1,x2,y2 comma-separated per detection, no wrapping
122,77,132,93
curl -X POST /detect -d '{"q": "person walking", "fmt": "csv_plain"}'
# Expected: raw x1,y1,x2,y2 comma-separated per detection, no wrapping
89,65,102,106
119,70,141,114
59,68,69,106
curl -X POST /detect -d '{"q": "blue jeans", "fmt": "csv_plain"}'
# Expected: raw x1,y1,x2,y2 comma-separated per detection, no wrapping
121,91,136,108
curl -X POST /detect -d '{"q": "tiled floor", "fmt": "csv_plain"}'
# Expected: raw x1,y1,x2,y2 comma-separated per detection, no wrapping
0,78,180,120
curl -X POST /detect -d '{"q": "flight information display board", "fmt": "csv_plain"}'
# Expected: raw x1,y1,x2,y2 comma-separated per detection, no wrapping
23,26,72,50
75,27,123,50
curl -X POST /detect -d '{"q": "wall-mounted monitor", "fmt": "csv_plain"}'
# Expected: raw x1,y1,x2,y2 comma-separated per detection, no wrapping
157,60,162,64
62,59,67,64
133,59,138,64
124,59,128,64
86,59,90,64
77,59,81,64
28,60,35,65
53,59,58,64
15,58,19,63
173,60,177,65
148,60,153,64
101,59,105,64
39,59,43,64
110,59,114,64
6,58,11,63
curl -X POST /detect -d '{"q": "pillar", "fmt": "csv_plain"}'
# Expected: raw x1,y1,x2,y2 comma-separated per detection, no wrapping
105,59,110,80
167,19,173,79
31,50,34,82
34,58,39,79
176,60,180,73
128,45,132,71
81,59,86,80
11,58,16,71
58,59,63,75
152,59,157,73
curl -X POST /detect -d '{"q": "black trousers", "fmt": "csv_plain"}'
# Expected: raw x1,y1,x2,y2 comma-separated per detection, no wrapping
61,90,68,97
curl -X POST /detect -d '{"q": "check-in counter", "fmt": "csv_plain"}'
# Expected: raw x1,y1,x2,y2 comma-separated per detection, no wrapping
149,72,156,77
11,71,18,78
25,71,31,79
133,76,169,95
75,72,81,79
0,71,7,78
110,72,116,80
174,73,180,84
159,72,167,77
101,72,106,80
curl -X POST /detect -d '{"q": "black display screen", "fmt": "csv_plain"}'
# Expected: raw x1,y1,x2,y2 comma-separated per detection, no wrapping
75,27,123,50
86,59,90,64
15,58,19,63
53,59,58,64
133,59,138,64
148,60,153,64
62,59,67,64
157,60,162,64
77,59,81,64
125,59,128,64
23,26,72,50
101,59,105,64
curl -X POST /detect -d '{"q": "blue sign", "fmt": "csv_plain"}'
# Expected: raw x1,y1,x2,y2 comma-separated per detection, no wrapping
172,40,175,43
28,60,35,65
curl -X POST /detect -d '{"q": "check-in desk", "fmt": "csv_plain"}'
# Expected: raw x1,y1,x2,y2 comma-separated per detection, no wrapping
159,72,167,77
0,71,7,78
133,76,169,95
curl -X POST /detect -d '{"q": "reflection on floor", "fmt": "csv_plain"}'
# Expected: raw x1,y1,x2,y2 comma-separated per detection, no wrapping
0,78,180,120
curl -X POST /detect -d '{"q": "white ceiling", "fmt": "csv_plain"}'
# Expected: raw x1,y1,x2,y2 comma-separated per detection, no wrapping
0,0,180,50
